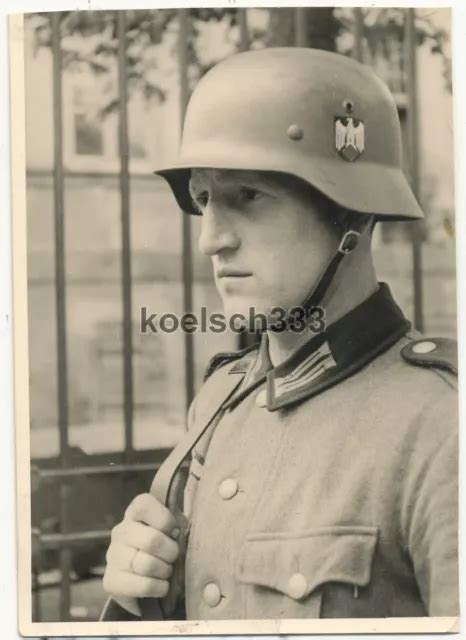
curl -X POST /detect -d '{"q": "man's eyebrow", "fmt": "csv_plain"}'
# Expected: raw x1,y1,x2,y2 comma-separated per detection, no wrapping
235,172,280,190
189,170,273,196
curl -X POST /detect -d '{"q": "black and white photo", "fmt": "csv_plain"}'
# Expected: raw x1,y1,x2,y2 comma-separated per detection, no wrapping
9,5,460,636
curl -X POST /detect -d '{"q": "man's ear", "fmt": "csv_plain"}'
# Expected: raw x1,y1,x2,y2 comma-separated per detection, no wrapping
361,215,376,236
342,212,375,235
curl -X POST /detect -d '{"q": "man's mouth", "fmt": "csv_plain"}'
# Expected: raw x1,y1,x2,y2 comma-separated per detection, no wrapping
216,268,252,278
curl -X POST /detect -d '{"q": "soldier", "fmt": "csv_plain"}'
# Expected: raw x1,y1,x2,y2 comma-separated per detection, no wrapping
101,48,458,620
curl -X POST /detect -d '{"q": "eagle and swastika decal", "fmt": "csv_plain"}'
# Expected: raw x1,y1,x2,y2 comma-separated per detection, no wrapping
335,116,365,162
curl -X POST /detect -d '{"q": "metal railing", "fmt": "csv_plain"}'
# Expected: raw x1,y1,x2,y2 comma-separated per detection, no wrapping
32,7,424,621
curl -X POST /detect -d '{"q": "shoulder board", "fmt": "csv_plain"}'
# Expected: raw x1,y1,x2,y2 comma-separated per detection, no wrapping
400,337,458,376
204,342,259,382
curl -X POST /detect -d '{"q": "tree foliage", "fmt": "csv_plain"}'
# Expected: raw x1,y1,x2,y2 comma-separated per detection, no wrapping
26,7,452,118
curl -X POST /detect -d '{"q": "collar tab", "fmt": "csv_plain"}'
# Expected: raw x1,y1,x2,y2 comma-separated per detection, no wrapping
225,283,410,412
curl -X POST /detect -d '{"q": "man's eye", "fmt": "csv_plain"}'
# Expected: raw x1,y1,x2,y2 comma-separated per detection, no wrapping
192,192,209,212
239,187,263,203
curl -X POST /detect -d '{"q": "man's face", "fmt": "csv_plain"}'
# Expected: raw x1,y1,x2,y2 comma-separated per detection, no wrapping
189,169,339,325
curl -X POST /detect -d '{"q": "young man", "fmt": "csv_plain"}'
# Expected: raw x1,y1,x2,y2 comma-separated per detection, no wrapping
102,48,458,620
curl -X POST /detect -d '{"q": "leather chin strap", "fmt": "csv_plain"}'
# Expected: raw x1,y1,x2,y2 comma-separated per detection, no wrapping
298,217,374,318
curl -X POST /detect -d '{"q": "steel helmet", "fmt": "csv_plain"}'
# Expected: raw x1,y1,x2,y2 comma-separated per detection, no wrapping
154,47,423,221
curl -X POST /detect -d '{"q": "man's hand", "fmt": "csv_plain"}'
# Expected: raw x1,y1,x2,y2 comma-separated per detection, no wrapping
103,493,180,616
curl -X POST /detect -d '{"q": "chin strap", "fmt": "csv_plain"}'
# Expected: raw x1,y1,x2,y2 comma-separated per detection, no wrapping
299,216,374,318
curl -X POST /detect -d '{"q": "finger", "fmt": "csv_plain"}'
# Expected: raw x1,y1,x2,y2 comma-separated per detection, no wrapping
106,542,173,579
132,548,174,580
103,567,169,599
113,520,180,564
124,493,178,536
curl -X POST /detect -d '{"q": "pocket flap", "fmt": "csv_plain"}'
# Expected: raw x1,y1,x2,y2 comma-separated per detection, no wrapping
236,525,378,600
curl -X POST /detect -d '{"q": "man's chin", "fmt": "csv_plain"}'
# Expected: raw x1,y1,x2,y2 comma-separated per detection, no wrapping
222,299,273,333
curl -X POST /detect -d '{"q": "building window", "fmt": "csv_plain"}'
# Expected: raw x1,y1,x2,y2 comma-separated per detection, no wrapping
74,113,104,156
72,85,105,157
64,73,161,172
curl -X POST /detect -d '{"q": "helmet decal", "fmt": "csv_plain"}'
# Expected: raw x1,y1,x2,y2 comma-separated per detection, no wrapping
335,116,365,161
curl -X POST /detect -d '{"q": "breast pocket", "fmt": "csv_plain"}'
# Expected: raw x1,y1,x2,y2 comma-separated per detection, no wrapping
236,525,378,619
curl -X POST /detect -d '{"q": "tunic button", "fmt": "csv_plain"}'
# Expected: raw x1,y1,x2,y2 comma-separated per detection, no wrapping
203,582,222,607
287,573,307,600
255,390,267,407
412,340,436,354
218,478,238,500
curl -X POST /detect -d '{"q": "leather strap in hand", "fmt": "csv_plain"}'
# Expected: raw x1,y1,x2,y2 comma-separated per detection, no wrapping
138,374,244,620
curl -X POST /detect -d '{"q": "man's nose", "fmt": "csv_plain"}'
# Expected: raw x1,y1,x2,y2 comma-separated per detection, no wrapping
198,205,240,256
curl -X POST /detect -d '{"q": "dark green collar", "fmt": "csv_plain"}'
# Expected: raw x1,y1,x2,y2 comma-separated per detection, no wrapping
224,283,410,411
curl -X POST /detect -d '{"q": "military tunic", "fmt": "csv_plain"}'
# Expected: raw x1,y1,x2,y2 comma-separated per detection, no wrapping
102,283,458,620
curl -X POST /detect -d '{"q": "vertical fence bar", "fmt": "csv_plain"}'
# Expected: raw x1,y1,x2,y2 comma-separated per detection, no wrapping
405,8,424,332
235,8,255,350
294,8,308,47
51,11,72,621
117,11,134,456
238,9,249,52
178,9,195,412
353,8,364,62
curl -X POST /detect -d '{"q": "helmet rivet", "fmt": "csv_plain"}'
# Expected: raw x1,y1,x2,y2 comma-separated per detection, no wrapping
343,99,354,114
287,124,303,141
